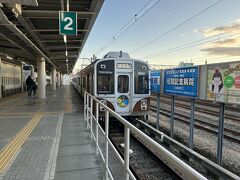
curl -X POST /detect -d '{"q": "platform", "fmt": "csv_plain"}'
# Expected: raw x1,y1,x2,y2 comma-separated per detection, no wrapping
0,86,104,180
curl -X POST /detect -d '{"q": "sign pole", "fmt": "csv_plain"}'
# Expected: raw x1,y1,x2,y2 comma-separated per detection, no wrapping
67,0,69,11
150,70,161,129
217,102,225,166
189,98,195,149
170,95,175,137
156,93,160,130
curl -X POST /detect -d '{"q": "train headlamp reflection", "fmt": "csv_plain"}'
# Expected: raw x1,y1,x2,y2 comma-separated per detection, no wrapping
100,100,107,111
141,99,147,110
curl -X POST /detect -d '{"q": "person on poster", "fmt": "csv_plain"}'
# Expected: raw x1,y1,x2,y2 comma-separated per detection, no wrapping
210,67,224,101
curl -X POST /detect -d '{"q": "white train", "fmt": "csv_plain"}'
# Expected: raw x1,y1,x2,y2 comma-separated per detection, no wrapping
73,52,151,118
23,65,51,85
1,61,22,97
0,62,51,97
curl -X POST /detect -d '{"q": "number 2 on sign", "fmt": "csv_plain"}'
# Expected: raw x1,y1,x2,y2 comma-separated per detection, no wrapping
64,17,73,30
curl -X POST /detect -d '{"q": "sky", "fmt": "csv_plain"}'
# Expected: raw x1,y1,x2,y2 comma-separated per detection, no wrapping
74,0,240,72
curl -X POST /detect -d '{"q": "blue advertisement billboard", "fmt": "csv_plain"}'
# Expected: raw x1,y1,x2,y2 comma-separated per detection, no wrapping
164,67,198,97
150,70,161,93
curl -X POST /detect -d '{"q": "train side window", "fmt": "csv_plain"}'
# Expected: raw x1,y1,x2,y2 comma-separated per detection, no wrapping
83,76,86,88
118,75,129,93
97,75,114,94
135,76,149,94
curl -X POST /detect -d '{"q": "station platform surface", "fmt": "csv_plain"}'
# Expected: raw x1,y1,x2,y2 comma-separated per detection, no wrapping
0,85,104,180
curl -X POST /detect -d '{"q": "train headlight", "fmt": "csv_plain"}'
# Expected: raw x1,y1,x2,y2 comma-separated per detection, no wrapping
100,100,107,111
141,99,147,110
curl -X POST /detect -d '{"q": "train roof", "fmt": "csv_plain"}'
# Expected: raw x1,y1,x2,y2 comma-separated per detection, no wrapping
103,51,130,59
74,52,149,76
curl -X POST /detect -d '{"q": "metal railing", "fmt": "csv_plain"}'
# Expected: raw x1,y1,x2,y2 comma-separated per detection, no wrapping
84,91,207,180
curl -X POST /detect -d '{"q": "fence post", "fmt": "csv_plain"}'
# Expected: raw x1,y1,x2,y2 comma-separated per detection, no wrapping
105,110,109,180
189,98,195,149
156,93,160,130
124,126,130,180
170,95,175,137
217,103,225,166
95,102,99,154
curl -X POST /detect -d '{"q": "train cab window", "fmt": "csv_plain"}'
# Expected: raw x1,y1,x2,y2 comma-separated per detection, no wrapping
97,75,114,94
118,75,129,93
135,76,149,94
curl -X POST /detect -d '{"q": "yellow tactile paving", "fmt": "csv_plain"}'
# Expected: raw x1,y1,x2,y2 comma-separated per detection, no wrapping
0,112,44,172
64,87,72,113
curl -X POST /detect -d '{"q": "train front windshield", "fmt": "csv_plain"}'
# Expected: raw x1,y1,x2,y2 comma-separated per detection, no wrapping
97,75,114,94
134,61,149,94
97,60,115,94
135,76,149,94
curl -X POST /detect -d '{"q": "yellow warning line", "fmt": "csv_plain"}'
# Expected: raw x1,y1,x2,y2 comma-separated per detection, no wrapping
64,86,72,112
0,112,44,172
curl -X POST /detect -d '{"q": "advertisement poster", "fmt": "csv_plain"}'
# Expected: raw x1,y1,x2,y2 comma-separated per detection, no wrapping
164,67,198,97
150,70,161,93
207,62,240,104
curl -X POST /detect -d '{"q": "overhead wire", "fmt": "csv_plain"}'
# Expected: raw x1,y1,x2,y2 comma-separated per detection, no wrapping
189,49,240,64
154,39,240,65
168,52,239,65
144,27,240,59
94,0,162,56
130,0,224,54
146,32,240,59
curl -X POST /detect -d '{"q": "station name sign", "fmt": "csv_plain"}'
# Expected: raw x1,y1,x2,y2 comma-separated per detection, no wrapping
150,70,161,93
164,67,198,97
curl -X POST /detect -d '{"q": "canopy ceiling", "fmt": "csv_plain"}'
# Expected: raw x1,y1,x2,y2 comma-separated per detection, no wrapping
0,0,104,73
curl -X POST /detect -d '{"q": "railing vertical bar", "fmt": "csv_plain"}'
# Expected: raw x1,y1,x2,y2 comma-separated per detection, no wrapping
95,102,99,154
84,92,86,121
124,126,130,180
86,94,89,128
105,110,109,180
90,97,93,138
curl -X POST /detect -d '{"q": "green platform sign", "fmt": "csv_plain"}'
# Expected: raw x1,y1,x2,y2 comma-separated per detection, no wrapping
59,11,77,35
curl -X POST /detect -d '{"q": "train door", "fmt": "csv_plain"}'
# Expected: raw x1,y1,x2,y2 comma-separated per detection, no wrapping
115,73,131,114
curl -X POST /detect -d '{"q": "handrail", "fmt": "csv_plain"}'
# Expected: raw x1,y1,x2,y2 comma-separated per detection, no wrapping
84,91,207,180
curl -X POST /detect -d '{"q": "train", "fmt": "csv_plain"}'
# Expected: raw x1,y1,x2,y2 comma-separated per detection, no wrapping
1,61,22,97
72,51,151,118
0,62,51,97
23,65,51,85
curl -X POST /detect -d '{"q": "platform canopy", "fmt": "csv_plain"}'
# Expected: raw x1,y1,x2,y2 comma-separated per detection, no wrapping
0,0,38,6
0,0,104,73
